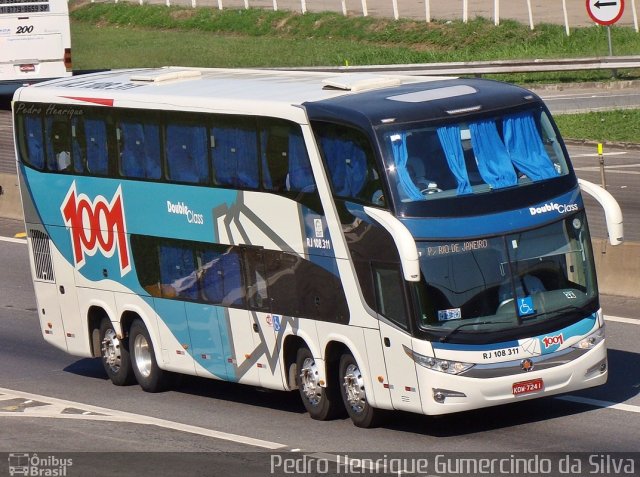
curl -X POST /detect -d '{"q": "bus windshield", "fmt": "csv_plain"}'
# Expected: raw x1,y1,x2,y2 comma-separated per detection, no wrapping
415,211,597,341
378,106,568,203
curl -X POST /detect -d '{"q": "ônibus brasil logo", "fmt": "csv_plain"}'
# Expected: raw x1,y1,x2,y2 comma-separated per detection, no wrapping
61,182,131,276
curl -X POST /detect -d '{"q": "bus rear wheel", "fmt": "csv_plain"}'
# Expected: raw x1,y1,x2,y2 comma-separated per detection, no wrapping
339,353,385,428
99,317,135,386
295,346,341,420
129,319,170,393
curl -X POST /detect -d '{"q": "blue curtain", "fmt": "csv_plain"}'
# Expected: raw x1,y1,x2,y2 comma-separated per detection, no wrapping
212,127,258,188
436,126,472,194
84,119,109,175
288,132,316,192
469,120,517,189
166,125,209,184
320,136,368,198
25,115,45,169
390,133,423,200
120,122,161,179
503,112,558,181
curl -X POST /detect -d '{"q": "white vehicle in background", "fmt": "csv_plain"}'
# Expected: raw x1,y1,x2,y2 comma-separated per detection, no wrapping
0,0,71,105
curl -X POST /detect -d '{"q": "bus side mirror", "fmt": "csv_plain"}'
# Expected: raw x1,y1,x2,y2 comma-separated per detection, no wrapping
364,206,420,282
578,178,623,246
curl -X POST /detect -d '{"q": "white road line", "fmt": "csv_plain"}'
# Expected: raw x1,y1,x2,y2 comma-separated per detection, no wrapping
0,387,286,450
556,396,640,414
571,168,640,175
572,152,628,158
0,236,26,244
604,315,638,325
574,163,640,169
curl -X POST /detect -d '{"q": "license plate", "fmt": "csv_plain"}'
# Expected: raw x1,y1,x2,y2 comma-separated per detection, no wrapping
512,378,544,396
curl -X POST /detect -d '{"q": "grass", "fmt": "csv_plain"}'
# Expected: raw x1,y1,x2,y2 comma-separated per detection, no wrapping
69,2,640,143
70,3,640,75
554,110,640,144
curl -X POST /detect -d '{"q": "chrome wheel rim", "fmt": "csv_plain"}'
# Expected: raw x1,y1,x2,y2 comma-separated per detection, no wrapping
299,357,322,406
343,363,366,414
133,333,152,378
101,328,122,373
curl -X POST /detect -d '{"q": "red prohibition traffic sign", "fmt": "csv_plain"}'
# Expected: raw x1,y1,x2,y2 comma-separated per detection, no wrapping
586,0,625,26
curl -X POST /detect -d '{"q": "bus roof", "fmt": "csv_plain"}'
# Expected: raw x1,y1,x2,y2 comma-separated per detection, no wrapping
13,66,540,124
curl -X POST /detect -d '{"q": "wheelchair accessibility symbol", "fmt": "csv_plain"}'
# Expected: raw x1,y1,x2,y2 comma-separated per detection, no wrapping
518,296,535,317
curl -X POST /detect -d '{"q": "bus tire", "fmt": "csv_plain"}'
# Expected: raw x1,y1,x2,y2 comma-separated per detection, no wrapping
295,346,340,420
129,319,169,393
339,353,385,428
99,317,135,386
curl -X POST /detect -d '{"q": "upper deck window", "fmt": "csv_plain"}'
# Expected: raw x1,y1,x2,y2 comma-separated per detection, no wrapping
378,107,568,203
312,122,385,206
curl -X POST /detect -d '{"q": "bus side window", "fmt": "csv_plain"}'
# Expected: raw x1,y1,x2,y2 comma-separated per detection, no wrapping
373,264,408,329
119,121,161,179
166,124,209,184
45,116,72,172
158,244,199,301
261,124,289,192
313,122,383,206
211,120,259,189
22,114,46,170
261,120,316,194
83,118,109,175
200,249,245,307
287,130,316,193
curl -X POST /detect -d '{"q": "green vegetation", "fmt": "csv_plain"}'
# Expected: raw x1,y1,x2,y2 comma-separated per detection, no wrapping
554,110,640,144
70,3,640,78
69,3,640,143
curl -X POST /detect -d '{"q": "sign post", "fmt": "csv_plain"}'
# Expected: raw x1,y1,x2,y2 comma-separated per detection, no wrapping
586,0,625,56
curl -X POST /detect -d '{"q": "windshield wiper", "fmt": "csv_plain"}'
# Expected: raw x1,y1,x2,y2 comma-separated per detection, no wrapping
439,320,513,343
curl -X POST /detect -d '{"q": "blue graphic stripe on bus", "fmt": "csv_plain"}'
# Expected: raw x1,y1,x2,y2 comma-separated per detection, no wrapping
25,170,239,239
432,314,597,353
187,303,236,381
538,314,597,355
401,189,583,239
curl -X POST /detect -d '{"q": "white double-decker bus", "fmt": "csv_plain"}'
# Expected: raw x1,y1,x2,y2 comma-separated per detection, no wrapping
0,0,71,102
13,67,622,427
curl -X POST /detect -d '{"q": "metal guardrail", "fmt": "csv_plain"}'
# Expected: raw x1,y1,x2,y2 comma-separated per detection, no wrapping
276,56,640,76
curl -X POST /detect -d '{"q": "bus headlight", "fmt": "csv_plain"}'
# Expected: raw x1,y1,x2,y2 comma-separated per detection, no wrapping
404,346,474,375
572,327,605,350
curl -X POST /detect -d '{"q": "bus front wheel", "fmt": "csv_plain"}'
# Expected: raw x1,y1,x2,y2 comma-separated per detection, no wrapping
339,353,385,428
295,347,341,420
99,317,135,386
129,319,169,393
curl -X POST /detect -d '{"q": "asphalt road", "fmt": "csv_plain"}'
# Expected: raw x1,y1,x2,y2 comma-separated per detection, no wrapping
0,233,639,477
